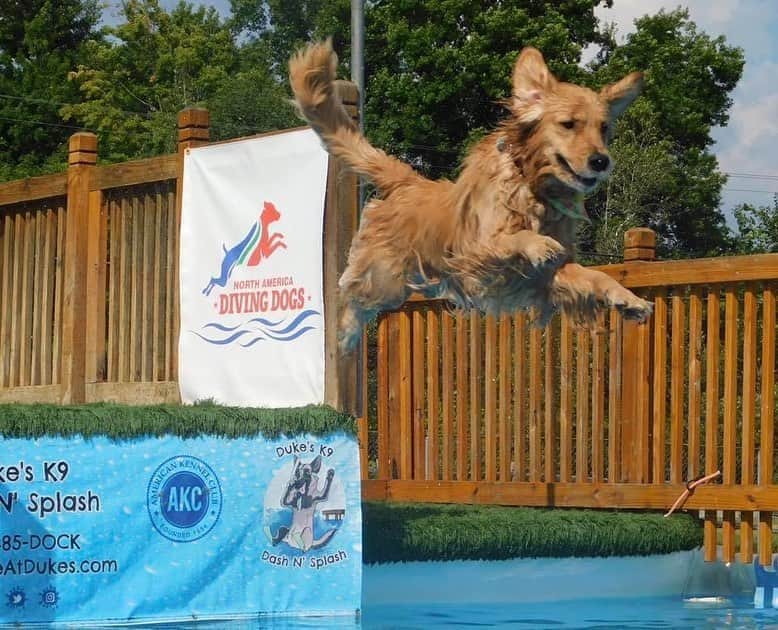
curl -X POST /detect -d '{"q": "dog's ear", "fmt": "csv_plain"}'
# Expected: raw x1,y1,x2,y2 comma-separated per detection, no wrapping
310,455,322,473
600,71,644,119
511,47,556,121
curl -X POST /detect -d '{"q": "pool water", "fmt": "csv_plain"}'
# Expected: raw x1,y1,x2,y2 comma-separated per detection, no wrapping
89,597,777,628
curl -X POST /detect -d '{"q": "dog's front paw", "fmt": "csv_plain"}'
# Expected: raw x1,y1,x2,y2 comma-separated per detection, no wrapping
523,235,566,269
607,287,653,322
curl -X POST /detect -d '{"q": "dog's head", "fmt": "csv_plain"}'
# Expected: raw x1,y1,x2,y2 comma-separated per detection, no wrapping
291,455,322,491
509,47,643,194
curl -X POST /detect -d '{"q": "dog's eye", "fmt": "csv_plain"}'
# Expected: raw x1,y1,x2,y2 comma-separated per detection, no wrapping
560,120,575,129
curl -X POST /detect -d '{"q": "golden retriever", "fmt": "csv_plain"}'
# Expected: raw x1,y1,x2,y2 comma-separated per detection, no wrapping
289,40,653,353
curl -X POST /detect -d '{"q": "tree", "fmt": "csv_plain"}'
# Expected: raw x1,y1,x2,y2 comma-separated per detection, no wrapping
362,0,612,177
63,0,239,161
0,0,101,180
585,8,743,258
733,197,778,254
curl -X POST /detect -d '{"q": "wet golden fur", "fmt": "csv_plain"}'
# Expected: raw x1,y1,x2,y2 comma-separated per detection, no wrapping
289,40,653,352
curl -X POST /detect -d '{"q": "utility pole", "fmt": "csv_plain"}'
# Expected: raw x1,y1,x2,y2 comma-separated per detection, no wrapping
351,0,364,132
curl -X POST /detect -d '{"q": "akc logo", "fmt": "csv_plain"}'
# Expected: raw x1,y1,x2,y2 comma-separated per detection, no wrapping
147,456,222,542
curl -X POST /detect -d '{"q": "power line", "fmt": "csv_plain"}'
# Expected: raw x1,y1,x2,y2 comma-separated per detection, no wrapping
724,187,778,194
0,115,93,132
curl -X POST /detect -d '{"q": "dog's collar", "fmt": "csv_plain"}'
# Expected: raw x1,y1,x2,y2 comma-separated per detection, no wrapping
547,194,591,223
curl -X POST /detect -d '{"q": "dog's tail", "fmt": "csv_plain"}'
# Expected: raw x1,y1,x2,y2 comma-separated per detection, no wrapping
289,39,422,196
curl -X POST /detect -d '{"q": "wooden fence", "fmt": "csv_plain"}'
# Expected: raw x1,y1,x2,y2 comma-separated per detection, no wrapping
361,229,778,565
0,83,360,412
1,89,776,565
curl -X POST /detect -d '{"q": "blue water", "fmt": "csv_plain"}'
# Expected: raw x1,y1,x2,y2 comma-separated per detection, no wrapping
77,597,778,628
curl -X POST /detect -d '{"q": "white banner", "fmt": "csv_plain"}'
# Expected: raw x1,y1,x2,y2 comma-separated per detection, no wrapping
179,129,329,407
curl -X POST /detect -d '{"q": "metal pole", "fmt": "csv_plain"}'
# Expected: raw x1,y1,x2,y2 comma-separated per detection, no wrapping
351,0,365,132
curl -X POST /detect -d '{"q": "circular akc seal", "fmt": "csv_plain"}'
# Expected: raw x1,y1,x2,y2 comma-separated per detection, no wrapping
146,455,222,542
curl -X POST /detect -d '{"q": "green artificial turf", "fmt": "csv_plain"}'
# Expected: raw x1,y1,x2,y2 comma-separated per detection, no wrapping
362,501,703,563
0,402,356,441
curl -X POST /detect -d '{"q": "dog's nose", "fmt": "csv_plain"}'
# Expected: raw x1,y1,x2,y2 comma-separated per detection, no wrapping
588,153,610,172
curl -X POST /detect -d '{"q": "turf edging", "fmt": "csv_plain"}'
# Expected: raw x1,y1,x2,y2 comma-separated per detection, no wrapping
362,502,703,563
0,403,356,440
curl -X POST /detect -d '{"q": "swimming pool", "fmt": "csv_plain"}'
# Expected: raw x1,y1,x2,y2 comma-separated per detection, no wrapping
80,597,774,628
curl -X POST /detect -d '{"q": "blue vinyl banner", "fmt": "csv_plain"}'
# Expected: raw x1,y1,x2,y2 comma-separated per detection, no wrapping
0,432,361,625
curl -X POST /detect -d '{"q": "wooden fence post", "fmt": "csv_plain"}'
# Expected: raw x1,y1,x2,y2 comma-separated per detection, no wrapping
323,81,360,416
61,132,97,404
173,108,210,384
620,227,656,482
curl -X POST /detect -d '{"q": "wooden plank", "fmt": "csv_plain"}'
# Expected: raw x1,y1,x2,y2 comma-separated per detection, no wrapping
376,316,390,479
359,329,369,481
545,322,556,483
529,320,542,482
722,286,739,563
484,314,497,481
39,208,55,385
164,188,176,380
576,327,589,482
759,284,775,566
84,380,180,404
0,174,66,206
594,253,778,287
85,191,106,383
427,307,440,480
740,284,758,564
608,311,622,483
670,291,685,484
90,153,178,191
31,211,43,385
559,314,573,482
8,213,22,387
440,310,454,480
704,286,721,563
362,479,778,511
118,197,131,382
152,187,164,380
411,308,425,480
513,312,526,481
455,311,468,481
51,204,65,385
0,384,61,404
0,214,11,386
129,195,142,382
687,286,703,480
398,309,413,480
591,318,604,483
386,314,402,479
498,313,511,482
652,289,668,482
19,210,33,386
106,197,120,381
141,189,155,382
469,311,482,481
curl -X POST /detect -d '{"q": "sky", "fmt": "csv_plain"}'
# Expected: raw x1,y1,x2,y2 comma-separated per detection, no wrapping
103,1,777,226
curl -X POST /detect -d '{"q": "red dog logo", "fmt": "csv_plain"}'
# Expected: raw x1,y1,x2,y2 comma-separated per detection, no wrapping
203,201,287,296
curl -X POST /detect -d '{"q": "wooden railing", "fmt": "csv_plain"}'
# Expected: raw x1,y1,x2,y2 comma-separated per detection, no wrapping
362,229,778,565
0,83,361,412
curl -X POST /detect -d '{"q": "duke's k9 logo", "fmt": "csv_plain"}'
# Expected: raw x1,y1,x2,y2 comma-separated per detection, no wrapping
147,456,222,542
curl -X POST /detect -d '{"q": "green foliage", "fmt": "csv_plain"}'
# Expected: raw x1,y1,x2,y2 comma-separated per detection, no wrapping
63,0,239,162
0,403,356,441
362,502,703,563
586,8,743,258
733,197,778,254
0,0,101,179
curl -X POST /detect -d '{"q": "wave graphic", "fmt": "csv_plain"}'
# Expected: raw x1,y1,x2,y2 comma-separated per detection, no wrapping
193,309,320,346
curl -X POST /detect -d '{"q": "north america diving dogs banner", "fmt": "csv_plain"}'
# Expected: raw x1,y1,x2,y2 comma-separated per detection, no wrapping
0,432,362,624
179,128,329,407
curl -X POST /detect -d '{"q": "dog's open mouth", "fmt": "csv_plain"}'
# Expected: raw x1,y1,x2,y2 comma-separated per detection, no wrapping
556,154,597,189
